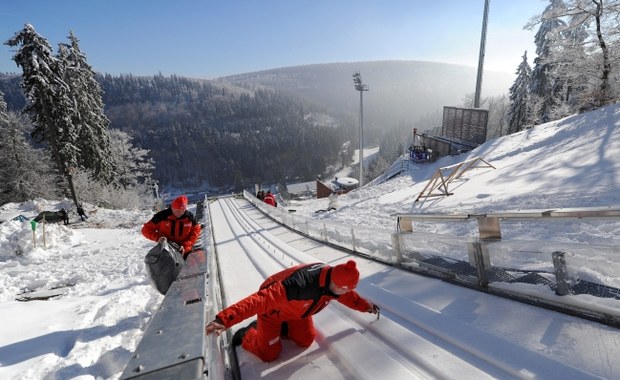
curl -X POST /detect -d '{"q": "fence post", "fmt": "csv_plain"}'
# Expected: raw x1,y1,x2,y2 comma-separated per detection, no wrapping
322,223,328,242
468,241,489,288
351,228,356,252
477,216,501,240
30,220,37,248
397,216,413,232
391,234,403,264
42,215,47,248
552,251,571,296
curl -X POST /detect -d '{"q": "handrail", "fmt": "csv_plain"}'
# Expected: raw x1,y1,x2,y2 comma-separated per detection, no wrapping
394,206,620,221
392,206,620,326
243,190,395,263
395,206,620,237
364,157,409,187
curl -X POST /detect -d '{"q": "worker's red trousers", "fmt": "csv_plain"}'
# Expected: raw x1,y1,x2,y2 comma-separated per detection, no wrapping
241,314,316,362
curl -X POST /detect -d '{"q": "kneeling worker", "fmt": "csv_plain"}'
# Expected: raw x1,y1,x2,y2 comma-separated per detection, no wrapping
205,260,380,362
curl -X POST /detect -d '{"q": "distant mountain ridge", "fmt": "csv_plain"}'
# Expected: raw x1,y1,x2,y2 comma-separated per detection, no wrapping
220,60,514,132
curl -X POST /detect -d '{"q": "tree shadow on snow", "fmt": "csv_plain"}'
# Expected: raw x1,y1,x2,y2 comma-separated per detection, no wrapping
46,346,132,380
0,314,144,368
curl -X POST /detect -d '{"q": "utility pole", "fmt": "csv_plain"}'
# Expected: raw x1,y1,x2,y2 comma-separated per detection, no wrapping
474,0,490,108
353,71,369,187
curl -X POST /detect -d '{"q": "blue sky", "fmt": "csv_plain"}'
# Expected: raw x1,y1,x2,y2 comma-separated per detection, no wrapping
0,0,546,79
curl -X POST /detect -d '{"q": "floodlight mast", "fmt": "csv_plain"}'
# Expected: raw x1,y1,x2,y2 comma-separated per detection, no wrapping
474,0,490,108
352,71,369,187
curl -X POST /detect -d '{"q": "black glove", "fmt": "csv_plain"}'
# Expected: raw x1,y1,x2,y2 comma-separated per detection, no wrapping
369,303,381,320
368,303,380,314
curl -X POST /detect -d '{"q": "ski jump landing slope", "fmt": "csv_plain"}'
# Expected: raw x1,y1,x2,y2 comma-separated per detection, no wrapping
209,196,620,380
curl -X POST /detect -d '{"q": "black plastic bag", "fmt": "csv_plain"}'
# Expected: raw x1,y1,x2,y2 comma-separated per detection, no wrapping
144,240,184,295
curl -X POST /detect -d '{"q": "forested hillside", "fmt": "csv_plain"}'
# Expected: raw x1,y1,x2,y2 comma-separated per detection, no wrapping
98,74,351,189
2,59,512,191
0,73,352,190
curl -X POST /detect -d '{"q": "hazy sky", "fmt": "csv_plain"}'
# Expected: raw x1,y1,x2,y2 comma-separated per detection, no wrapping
0,0,546,79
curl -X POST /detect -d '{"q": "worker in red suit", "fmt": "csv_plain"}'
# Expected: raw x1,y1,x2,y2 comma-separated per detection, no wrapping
141,195,201,257
205,260,380,362
263,190,277,207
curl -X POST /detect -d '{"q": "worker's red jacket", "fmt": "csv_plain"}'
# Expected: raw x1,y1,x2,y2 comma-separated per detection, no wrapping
216,263,372,329
263,193,277,207
141,208,201,253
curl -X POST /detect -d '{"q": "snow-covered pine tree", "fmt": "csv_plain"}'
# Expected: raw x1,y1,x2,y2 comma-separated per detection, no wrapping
365,126,406,181
64,128,154,209
5,24,79,194
531,0,620,110
529,0,568,122
0,91,57,203
107,129,155,190
0,91,7,127
485,94,510,139
552,16,589,115
508,51,533,134
57,31,115,183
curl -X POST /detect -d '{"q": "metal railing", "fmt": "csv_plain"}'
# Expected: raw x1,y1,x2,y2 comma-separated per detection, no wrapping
393,207,620,326
244,190,396,263
364,157,410,188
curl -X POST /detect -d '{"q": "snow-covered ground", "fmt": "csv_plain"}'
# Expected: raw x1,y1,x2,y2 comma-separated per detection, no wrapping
0,203,162,379
0,103,619,379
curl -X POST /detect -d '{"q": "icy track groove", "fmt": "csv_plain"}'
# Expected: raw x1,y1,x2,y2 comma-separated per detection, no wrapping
209,196,612,380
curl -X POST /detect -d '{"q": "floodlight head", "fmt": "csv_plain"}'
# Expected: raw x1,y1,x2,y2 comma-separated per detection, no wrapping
353,71,367,91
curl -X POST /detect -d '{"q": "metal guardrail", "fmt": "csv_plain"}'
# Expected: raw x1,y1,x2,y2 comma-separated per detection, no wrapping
120,198,231,380
243,190,396,263
393,206,620,326
364,157,409,187
244,191,620,326
395,206,620,238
